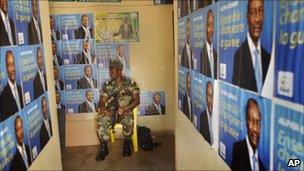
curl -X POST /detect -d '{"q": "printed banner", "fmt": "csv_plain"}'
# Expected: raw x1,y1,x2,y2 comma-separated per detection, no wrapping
65,89,99,114
95,12,139,43
274,1,304,104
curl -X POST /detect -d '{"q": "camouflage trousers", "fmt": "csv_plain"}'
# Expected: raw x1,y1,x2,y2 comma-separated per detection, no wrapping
96,113,134,142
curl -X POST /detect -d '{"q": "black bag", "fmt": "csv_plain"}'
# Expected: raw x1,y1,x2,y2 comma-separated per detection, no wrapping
137,126,154,151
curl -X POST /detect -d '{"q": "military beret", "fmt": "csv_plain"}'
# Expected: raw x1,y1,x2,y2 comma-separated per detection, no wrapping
109,60,123,69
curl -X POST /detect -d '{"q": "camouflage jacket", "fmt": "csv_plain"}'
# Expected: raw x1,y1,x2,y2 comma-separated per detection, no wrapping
100,77,139,115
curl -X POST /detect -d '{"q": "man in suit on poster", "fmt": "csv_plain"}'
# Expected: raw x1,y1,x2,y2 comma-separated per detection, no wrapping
181,17,193,69
0,50,24,122
55,91,66,110
28,0,43,45
33,47,48,99
77,65,97,89
54,67,64,91
10,116,32,171
231,98,265,171
232,0,270,93
0,0,16,46
52,41,63,66
199,81,213,145
113,16,133,40
74,14,94,39
182,72,193,122
145,92,165,115
200,9,217,79
113,44,129,69
78,89,97,113
39,96,52,149
76,39,95,64
50,16,60,41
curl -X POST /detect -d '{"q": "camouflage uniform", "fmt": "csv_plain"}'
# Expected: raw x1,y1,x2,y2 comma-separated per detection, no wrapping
97,78,139,142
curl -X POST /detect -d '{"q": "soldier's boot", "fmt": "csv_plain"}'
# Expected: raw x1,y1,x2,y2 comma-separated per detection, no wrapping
95,141,108,161
123,139,132,157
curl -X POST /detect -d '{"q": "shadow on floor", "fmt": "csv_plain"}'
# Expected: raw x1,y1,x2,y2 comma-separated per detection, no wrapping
61,133,175,170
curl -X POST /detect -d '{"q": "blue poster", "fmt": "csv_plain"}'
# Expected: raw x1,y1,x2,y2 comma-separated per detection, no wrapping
63,64,98,90
53,66,65,91
56,90,66,110
139,91,166,116
274,1,304,104
52,41,63,66
218,82,271,170
0,112,31,171
12,0,32,45
65,89,99,114
60,13,94,40
219,1,274,94
178,66,193,121
50,15,61,41
96,43,130,69
18,46,38,105
273,104,304,171
0,0,17,47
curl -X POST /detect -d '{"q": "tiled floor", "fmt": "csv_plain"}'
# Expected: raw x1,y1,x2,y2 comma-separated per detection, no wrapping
61,133,175,170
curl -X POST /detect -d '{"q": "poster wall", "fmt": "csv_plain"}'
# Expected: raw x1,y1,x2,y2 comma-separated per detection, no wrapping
177,0,303,170
0,1,52,169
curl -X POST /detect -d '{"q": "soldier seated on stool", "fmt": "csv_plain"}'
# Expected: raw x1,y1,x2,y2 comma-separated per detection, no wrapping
96,60,140,161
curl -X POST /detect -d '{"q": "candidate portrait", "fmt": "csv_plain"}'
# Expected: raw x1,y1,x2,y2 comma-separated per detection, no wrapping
0,50,24,122
182,72,193,122
74,14,93,39
28,0,43,45
39,96,52,149
33,47,48,99
77,65,97,89
231,98,265,171
54,67,64,91
0,0,16,46
78,89,98,113
50,16,60,41
232,0,270,93
10,116,32,171
199,81,214,145
145,92,165,115
76,39,95,64
181,17,193,70
200,9,217,79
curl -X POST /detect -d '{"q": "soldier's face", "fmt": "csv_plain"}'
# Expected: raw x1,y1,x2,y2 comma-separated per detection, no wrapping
109,68,119,80
55,92,60,104
247,0,264,44
6,53,16,83
86,91,93,102
42,98,48,119
0,0,8,14
52,43,57,55
54,68,59,80
246,104,261,151
15,118,24,145
37,49,43,70
85,67,92,78
206,84,213,114
153,94,161,105
81,16,89,27
206,12,214,45
83,42,90,52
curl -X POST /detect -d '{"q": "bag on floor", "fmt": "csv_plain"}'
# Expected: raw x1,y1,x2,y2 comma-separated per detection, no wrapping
137,126,154,151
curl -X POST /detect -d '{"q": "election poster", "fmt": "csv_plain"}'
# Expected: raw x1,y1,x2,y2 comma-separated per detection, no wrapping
218,82,271,170
178,66,192,122
139,91,166,116
95,12,139,43
274,1,304,104
218,1,274,94
50,15,61,41
59,13,94,40
54,66,65,91
65,89,99,114
63,64,98,90
0,0,17,47
96,43,130,69
0,112,31,171
273,104,304,171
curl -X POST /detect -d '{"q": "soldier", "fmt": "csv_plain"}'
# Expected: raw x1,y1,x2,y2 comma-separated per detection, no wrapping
96,60,140,161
